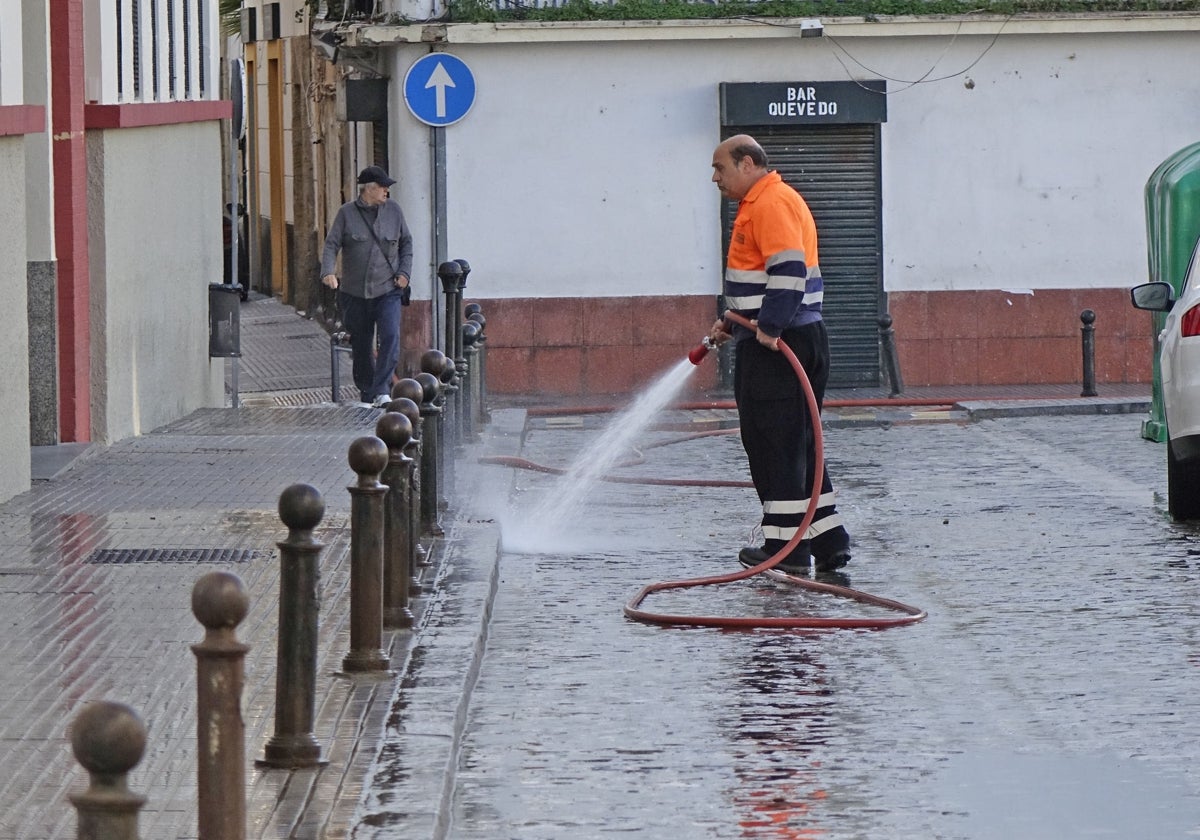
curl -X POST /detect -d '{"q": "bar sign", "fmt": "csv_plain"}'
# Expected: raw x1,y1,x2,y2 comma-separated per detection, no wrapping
720,80,887,125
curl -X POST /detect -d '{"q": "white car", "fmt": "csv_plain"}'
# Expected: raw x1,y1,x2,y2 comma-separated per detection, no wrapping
1131,246,1200,521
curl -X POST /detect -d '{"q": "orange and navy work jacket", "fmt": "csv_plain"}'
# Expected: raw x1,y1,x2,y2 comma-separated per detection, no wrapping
724,171,823,339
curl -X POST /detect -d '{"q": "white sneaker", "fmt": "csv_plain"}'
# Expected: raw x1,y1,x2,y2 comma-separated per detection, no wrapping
372,393,392,408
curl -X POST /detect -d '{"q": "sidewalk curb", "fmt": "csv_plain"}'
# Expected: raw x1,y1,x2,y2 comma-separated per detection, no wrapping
351,409,523,839
959,396,1151,420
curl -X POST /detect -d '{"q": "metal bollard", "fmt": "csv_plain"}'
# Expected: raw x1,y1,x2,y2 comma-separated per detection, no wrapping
387,392,428,584
438,262,463,405
437,355,459,495
376,412,415,629
330,331,352,403
192,571,250,840
414,371,444,538
69,701,147,840
422,349,456,492
389,378,428,576
342,436,391,673
423,347,454,449
461,320,480,442
1081,309,1098,397
453,259,471,437
259,484,327,769
878,313,905,398
467,307,489,426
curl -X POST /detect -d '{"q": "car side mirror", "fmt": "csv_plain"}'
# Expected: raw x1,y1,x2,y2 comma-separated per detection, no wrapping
1130,281,1175,312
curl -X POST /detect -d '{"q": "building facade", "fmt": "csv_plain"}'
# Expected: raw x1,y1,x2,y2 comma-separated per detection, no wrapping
2,0,229,505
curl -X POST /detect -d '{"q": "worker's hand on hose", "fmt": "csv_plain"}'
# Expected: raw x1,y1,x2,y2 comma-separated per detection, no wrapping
321,274,339,290
753,323,780,351
708,319,732,346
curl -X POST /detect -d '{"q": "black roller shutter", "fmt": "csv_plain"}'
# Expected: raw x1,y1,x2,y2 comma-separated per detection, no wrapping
721,124,884,387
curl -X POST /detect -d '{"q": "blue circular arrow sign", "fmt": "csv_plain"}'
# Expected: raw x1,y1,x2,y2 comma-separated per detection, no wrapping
403,53,476,127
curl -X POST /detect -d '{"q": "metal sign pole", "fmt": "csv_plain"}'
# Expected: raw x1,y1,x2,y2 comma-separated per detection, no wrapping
229,58,245,408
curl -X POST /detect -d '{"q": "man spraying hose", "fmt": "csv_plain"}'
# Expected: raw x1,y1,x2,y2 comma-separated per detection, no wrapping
706,134,852,575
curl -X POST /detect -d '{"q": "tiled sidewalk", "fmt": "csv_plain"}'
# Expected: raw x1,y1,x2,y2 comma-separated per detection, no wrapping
0,404,419,840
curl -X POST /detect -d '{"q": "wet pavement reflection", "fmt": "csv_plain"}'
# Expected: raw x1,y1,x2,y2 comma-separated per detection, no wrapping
442,413,1200,839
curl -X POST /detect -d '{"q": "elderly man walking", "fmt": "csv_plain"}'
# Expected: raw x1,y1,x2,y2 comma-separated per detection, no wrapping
321,165,414,406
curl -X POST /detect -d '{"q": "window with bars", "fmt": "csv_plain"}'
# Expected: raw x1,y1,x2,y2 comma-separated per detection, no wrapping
87,0,219,104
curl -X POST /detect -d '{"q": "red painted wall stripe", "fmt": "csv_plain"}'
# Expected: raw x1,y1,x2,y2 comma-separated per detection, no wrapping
0,105,46,136
85,100,232,129
50,0,90,443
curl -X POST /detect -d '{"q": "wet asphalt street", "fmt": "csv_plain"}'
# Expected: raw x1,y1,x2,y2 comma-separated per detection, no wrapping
443,412,1200,840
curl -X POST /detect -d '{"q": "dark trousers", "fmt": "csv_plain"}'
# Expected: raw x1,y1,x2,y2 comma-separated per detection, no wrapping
339,289,404,402
734,321,849,560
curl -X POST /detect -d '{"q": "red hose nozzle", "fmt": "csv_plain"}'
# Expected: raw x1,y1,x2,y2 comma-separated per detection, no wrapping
688,336,716,366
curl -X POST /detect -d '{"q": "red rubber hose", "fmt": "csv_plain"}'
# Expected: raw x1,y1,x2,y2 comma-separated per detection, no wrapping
621,312,926,630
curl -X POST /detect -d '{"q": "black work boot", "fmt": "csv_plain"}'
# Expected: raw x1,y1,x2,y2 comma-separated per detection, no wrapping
814,549,851,573
738,540,811,575
812,528,852,573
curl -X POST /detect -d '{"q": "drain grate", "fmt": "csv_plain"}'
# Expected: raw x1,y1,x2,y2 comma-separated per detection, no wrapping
87,548,272,565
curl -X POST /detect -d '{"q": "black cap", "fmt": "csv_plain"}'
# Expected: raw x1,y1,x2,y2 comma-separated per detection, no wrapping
357,165,396,187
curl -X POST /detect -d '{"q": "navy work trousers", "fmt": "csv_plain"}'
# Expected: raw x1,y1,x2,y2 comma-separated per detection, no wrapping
339,289,404,402
734,321,848,560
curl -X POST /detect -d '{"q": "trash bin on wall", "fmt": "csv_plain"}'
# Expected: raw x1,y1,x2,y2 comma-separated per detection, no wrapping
209,283,242,358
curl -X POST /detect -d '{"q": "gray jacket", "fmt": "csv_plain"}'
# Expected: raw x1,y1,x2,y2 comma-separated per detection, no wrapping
320,197,414,299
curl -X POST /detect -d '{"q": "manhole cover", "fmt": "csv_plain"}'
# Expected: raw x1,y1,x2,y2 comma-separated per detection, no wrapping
86,548,271,564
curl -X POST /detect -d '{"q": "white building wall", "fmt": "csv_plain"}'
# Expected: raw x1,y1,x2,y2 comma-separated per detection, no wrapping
23,0,51,261
0,137,30,501
88,122,224,443
384,24,1200,301
878,29,1200,292
0,0,23,105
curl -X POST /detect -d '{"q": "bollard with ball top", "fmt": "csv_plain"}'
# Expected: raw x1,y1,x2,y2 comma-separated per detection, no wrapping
69,701,148,840
1080,309,1098,397
424,346,458,455
438,261,462,415
466,304,489,426
376,411,415,629
191,570,250,840
452,259,471,436
386,387,429,583
422,349,455,493
434,353,459,494
414,370,444,538
259,484,327,769
341,436,392,674
461,319,480,442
